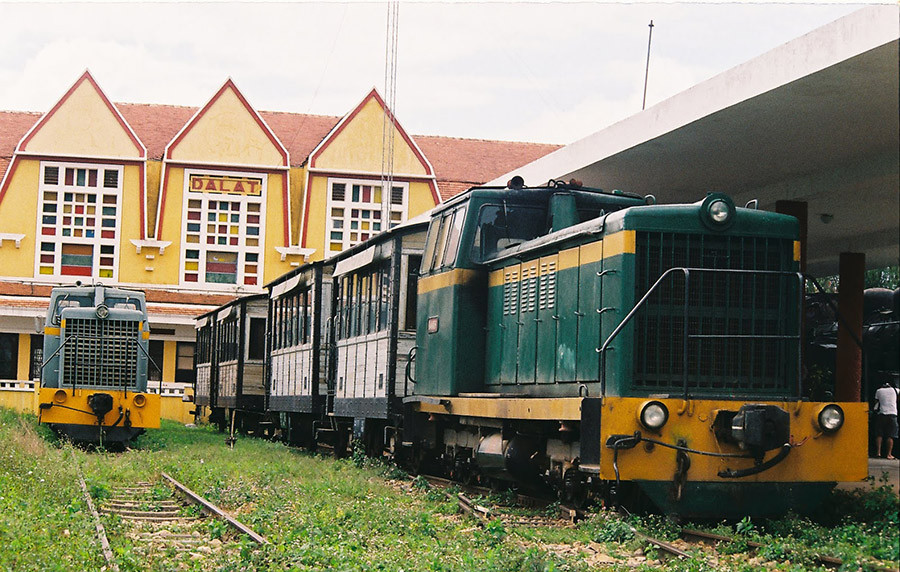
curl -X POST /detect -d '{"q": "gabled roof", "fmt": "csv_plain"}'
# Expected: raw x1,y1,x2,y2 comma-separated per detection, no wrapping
0,102,560,201
17,70,146,159
164,79,289,167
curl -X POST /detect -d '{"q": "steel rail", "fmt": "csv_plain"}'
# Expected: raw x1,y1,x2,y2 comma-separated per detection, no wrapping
161,472,269,545
76,463,119,572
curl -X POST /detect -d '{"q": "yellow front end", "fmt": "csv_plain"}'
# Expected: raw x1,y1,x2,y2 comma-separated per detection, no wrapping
600,397,868,483
36,387,161,429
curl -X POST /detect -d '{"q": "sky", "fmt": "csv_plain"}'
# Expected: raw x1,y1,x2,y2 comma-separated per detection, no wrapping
0,2,872,145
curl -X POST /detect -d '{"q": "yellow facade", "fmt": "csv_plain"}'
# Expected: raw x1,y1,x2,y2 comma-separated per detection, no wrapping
0,73,445,394
302,89,439,260
0,159,40,277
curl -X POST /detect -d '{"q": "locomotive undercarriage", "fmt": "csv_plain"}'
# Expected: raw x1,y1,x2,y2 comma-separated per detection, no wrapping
404,413,597,507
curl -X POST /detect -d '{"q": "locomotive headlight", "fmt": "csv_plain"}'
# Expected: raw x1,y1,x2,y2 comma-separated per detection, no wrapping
133,394,147,408
53,389,68,404
709,199,730,223
96,304,110,319
816,404,844,434
699,193,736,229
639,400,669,431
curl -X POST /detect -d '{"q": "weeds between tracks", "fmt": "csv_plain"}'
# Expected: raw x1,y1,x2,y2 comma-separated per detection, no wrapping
2,407,898,571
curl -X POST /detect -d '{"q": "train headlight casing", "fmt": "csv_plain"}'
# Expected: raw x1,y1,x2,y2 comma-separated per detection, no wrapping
96,305,110,319
639,400,669,431
133,394,147,408
816,404,844,434
700,193,736,230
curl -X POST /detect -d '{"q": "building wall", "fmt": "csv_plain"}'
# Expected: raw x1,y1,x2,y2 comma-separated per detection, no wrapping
0,75,448,391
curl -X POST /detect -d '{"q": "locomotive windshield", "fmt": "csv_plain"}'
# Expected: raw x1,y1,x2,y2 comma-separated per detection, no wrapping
471,203,547,263
49,295,92,324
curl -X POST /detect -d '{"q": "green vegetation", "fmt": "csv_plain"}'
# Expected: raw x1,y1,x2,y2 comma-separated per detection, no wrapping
1,408,898,571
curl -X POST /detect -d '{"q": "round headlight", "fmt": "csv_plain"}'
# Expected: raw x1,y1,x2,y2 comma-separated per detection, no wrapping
709,199,730,223
96,305,110,319
133,393,147,408
53,389,68,404
817,404,844,433
640,401,669,430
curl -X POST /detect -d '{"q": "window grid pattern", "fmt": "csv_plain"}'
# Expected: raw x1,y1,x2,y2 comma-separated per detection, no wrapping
181,171,265,287
326,179,407,255
37,162,122,279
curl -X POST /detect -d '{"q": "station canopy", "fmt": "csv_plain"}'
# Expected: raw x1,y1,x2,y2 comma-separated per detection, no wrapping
493,6,899,277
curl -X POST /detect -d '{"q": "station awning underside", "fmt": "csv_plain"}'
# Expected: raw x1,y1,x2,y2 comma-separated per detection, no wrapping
495,7,899,277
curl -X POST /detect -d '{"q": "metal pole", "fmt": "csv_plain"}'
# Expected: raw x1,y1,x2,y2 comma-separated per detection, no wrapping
642,20,654,110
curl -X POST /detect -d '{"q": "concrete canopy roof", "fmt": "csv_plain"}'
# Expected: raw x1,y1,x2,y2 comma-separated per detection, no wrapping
493,6,899,277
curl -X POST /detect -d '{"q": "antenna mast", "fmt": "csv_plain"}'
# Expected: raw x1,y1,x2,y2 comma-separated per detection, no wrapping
381,1,400,227
642,20,654,110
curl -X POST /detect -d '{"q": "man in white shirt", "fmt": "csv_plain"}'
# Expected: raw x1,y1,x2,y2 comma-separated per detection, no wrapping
873,381,899,460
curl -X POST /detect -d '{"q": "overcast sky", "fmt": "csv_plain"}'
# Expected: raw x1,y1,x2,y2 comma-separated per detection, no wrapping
0,2,872,144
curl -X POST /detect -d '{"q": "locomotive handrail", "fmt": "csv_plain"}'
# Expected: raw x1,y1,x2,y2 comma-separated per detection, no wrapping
598,267,805,398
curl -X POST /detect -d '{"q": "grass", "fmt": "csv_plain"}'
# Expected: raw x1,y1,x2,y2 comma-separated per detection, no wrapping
1,407,898,572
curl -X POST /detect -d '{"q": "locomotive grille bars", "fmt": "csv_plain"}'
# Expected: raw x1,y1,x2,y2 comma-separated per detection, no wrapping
62,318,140,389
621,233,799,396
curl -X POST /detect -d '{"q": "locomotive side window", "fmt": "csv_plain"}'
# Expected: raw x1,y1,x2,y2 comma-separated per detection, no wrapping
422,205,467,273
442,207,466,268
421,218,440,273
471,203,547,262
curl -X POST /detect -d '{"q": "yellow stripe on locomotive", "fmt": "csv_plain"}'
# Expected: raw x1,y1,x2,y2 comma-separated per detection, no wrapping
36,387,160,429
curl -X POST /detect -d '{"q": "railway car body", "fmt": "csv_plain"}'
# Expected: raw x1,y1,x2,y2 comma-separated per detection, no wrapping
194,294,268,432
37,284,160,444
408,181,867,517
326,216,428,454
264,260,333,446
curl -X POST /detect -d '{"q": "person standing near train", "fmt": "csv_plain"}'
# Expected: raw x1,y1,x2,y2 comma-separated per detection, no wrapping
873,380,899,460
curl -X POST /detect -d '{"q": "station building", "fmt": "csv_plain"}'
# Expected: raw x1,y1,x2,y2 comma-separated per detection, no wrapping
0,72,560,391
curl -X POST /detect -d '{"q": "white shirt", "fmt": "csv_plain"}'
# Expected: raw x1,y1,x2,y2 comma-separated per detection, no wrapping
875,386,899,416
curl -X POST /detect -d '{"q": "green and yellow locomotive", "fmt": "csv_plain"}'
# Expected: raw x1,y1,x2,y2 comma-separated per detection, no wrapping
409,179,866,517
37,284,160,445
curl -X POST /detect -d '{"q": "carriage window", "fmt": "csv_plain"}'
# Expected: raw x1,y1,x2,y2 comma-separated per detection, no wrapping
470,203,547,263
248,318,266,360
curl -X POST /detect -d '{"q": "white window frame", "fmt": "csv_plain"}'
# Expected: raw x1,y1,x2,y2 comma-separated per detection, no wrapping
179,168,267,290
34,161,124,282
324,177,409,255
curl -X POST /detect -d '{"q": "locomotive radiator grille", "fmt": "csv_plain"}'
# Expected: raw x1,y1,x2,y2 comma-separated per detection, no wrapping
62,318,140,388
632,232,797,395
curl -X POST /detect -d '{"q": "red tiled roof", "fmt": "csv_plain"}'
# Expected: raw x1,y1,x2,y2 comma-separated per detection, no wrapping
0,280,236,307
0,110,42,179
415,136,562,191
1,105,559,201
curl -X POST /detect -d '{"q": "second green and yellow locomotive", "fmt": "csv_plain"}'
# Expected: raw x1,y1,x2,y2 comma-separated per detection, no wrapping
409,179,865,517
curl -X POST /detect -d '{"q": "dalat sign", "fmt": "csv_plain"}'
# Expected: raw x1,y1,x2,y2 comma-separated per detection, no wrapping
189,174,263,196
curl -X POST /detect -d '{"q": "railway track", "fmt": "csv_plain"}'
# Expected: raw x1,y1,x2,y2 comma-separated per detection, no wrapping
419,474,586,527
77,469,267,570
639,525,898,572
415,477,896,571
